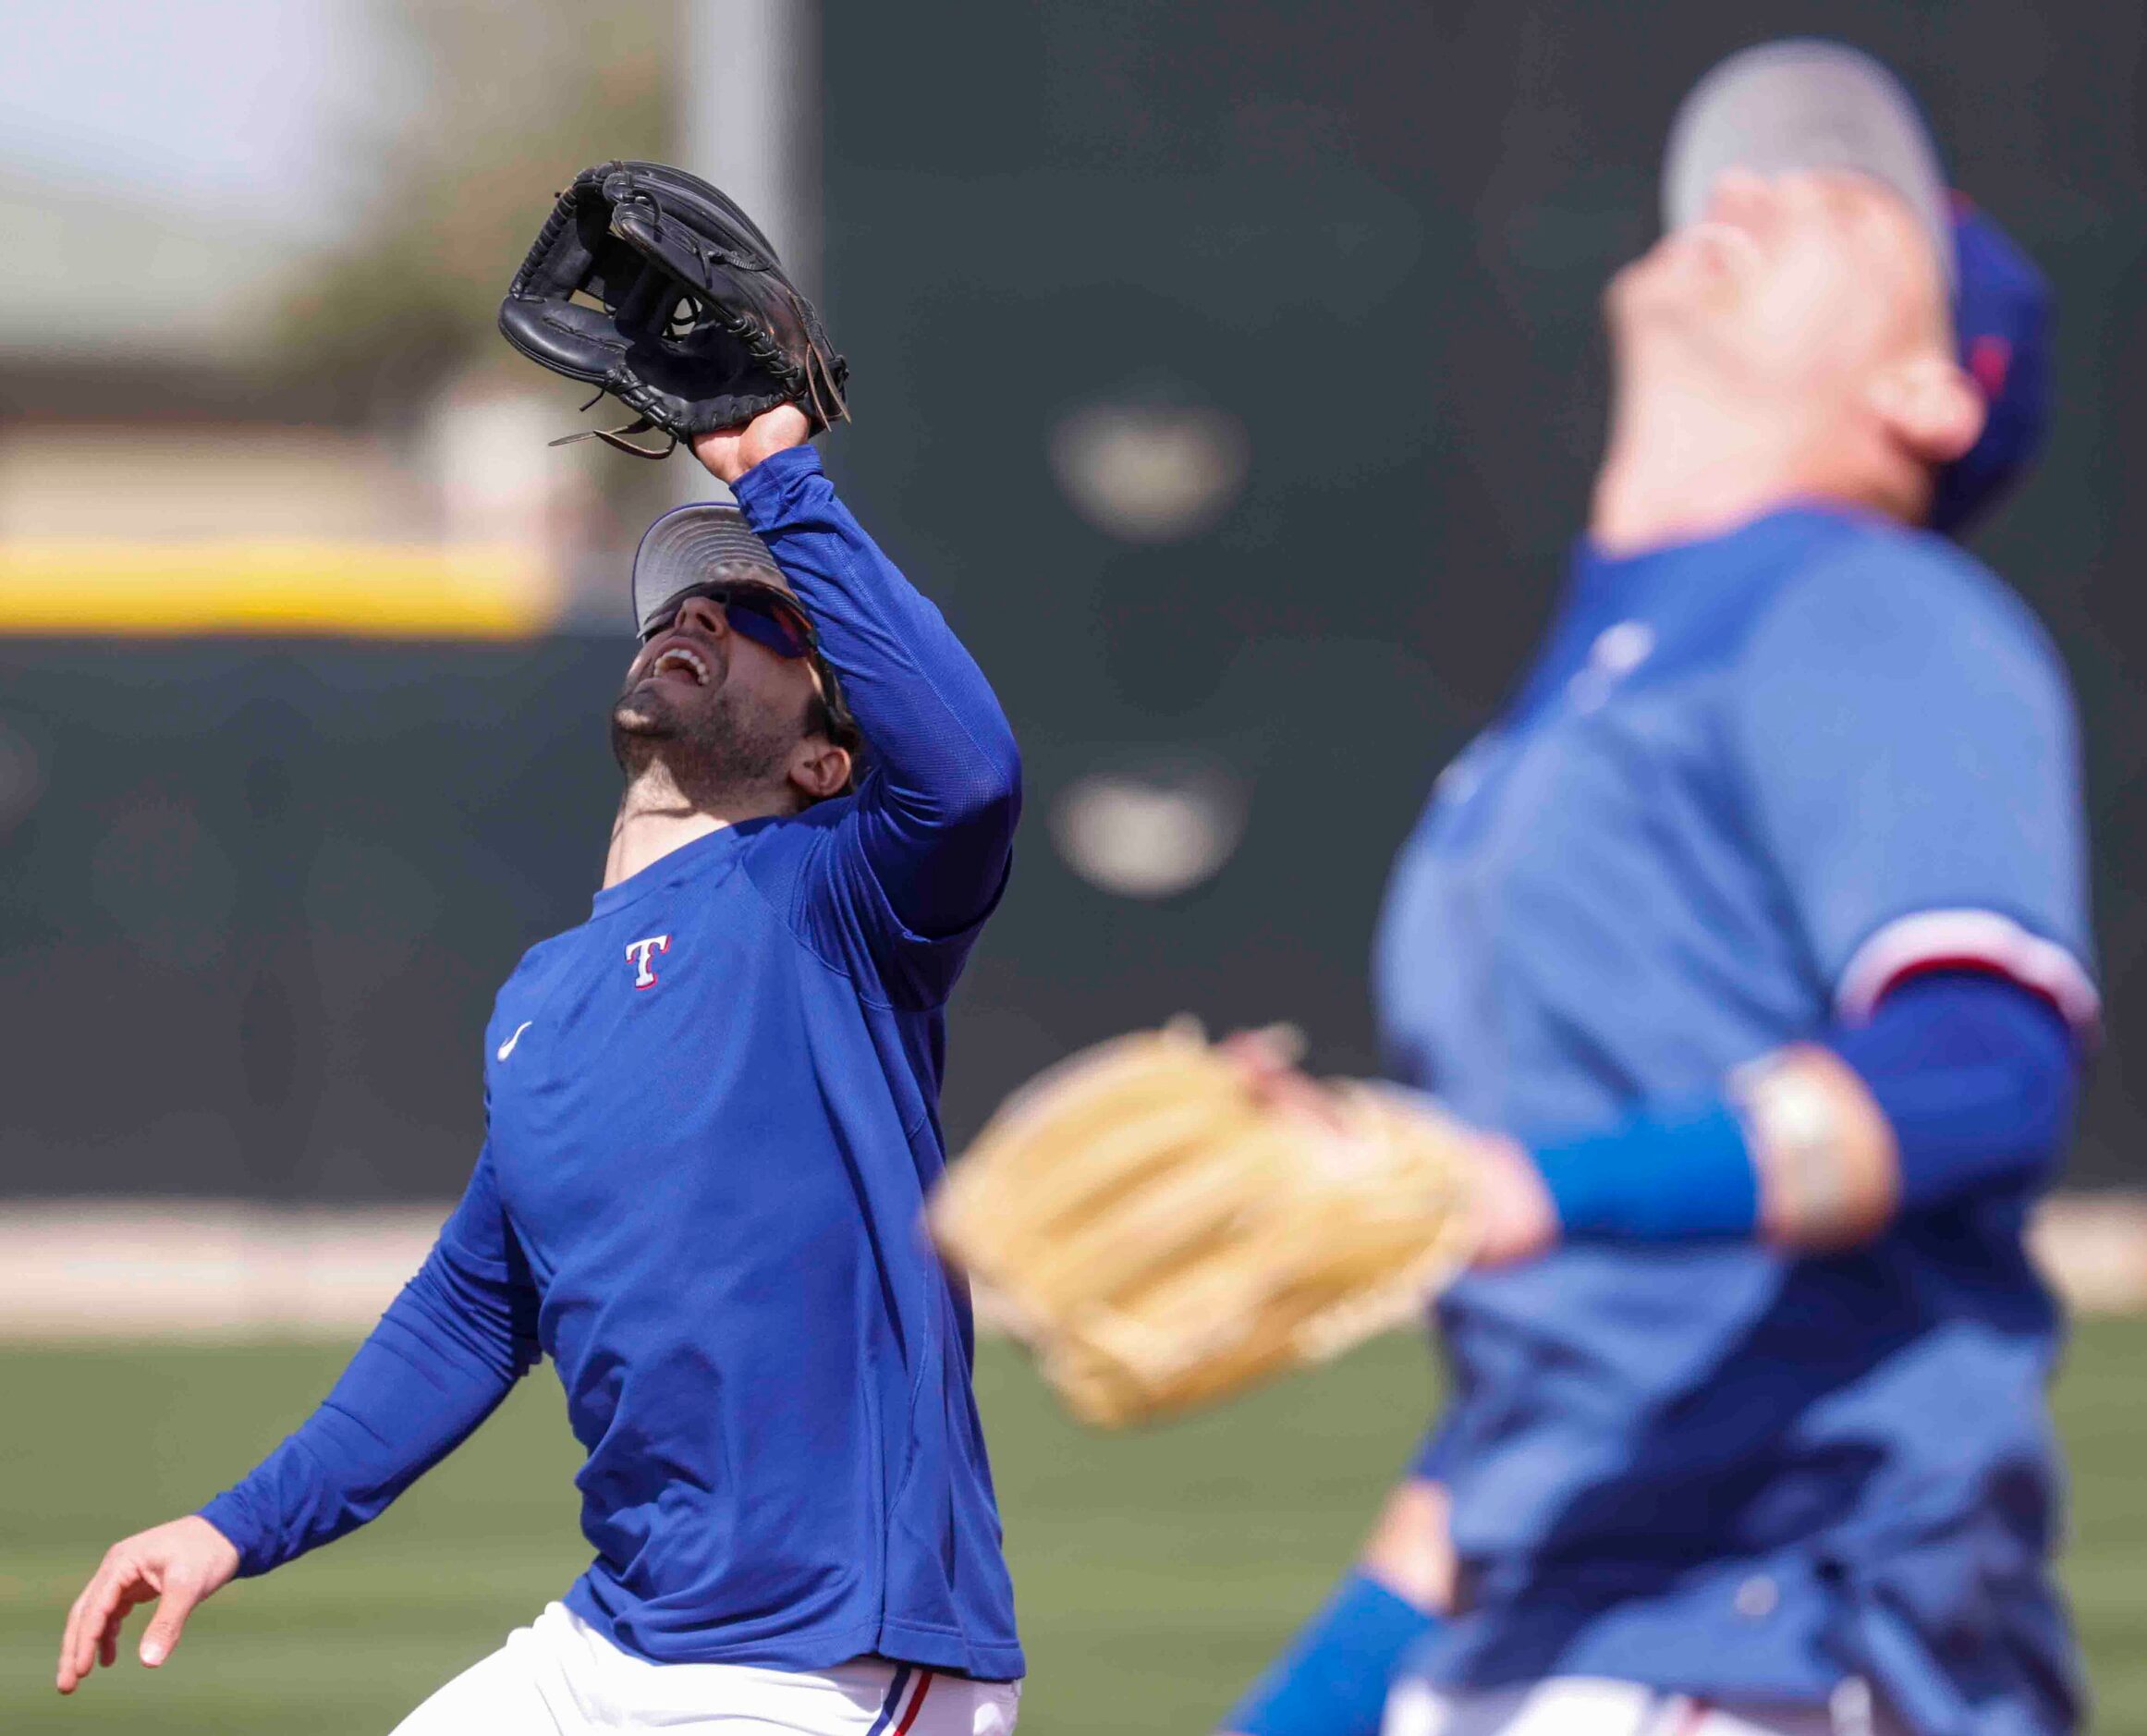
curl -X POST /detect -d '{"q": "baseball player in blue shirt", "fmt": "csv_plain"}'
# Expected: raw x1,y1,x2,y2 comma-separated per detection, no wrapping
55,407,1026,1734
1223,41,2089,1736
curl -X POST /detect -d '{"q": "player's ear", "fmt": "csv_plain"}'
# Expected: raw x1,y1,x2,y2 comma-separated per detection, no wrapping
1870,352,1986,469
787,738,852,803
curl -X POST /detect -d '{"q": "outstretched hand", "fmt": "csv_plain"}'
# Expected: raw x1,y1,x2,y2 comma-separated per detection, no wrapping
56,1515,239,1693
691,404,813,486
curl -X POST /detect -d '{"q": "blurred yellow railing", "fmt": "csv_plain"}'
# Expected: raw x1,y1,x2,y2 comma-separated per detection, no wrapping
0,540,560,639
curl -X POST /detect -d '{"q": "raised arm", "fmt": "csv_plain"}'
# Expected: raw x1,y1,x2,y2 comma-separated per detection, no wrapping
56,1150,539,1694
699,414,1022,947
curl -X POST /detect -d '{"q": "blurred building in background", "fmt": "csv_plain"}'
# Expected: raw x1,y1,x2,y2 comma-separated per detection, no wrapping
2,0,2143,1215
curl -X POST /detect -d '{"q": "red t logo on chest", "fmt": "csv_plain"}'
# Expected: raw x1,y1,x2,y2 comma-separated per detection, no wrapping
625,934,672,989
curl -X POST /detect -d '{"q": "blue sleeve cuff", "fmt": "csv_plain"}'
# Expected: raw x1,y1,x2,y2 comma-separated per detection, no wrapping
196,1491,269,1579
1224,1571,1435,1736
728,442,826,525
1531,1097,1759,1241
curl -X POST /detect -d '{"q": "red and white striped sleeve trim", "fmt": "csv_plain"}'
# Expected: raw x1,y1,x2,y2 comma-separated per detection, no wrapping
1835,908,2101,1034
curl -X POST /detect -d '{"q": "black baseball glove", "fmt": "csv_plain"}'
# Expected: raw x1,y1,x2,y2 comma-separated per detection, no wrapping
498,161,848,458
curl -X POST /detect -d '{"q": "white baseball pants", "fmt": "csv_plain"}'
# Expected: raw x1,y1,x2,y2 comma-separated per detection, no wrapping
390,1602,1020,1736
1385,1675,1909,1736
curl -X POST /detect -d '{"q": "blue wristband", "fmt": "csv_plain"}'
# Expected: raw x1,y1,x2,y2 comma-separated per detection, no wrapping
1531,1098,1759,1241
1223,1571,1435,1736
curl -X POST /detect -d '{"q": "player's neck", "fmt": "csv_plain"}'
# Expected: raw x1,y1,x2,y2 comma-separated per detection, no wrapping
602,772,789,890
1589,377,1901,555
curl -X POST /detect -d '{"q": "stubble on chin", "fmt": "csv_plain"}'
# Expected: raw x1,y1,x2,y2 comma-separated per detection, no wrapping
607,679,788,800
609,679,678,776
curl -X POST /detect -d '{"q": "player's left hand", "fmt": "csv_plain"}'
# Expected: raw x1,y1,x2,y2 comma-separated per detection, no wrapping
1221,1029,1559,1266
692,404,813,485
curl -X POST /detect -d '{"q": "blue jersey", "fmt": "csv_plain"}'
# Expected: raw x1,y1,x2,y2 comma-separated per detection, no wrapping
202,447,1024,1681
1374,507,2093,1732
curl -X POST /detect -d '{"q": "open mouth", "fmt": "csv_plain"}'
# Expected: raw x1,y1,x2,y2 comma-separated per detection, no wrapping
649,643,712,688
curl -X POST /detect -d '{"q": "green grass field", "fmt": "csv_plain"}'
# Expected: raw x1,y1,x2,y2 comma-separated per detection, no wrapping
3,1324,2142,1734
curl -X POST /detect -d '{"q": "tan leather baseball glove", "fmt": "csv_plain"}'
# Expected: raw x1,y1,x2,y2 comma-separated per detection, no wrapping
930,1021,1479,1428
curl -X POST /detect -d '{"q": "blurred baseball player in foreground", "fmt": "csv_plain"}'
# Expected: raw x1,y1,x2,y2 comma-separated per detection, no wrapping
55,407,1026,1732
1221,40,2089,1736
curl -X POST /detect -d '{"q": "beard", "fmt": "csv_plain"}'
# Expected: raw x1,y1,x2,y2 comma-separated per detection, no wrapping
609,676,792,810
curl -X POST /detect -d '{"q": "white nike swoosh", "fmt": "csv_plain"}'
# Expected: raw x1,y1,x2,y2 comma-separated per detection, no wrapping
496,1021,533,1061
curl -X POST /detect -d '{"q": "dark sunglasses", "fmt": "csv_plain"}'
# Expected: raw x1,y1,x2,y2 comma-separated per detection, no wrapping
640,583,815,661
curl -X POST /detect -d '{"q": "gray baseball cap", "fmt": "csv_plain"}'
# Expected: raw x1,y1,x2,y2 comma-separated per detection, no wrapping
630,503,796,641
1662,38,1955,288
628,501,863,755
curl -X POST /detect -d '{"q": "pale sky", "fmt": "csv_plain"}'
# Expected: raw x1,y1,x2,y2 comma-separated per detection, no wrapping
0,0,389,240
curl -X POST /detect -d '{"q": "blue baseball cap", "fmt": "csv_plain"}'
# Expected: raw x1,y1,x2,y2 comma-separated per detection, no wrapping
1662,39,2051,536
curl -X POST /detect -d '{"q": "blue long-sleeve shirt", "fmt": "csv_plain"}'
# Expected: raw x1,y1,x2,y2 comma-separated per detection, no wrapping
201,445,1025,1680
